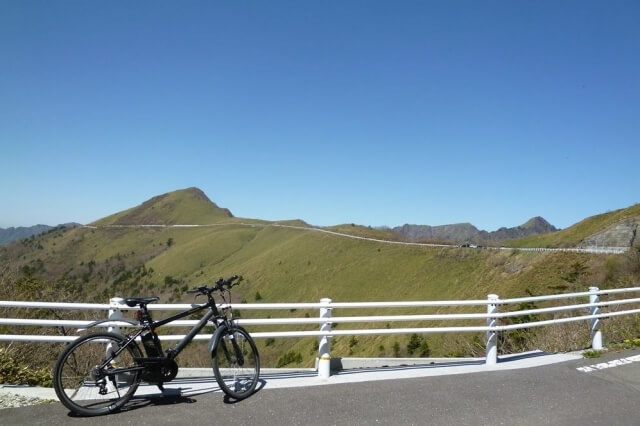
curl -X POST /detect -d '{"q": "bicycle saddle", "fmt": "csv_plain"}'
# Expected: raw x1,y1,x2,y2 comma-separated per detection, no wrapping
124,297,160,307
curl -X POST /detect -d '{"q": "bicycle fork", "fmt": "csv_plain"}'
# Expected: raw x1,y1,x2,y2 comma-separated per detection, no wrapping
222,333,245,366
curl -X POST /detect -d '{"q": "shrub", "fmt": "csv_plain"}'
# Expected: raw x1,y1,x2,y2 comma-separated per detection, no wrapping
276,351,302,367
0,349,53,387
392,341,401,357
348,336,358,348
164,276,180,286
407,334,422,355
419,341,430,357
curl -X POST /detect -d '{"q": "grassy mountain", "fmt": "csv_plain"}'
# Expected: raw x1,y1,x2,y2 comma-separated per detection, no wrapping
93,187,233,226
1,188,639,368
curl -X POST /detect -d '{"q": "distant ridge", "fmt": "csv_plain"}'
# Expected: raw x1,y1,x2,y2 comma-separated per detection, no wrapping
0,223,80,246
488,216,557,241
394,217,557,244
0,225,53,246
4,187,637,250
92,187,233,226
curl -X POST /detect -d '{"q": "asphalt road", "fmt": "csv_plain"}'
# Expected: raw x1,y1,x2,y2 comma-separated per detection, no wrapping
2,349,640,425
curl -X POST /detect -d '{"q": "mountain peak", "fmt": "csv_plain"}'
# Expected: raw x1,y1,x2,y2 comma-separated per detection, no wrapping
394,223,480,243
521,216,557,232
178,187,211,201
93,187,233,225
394,216,557,244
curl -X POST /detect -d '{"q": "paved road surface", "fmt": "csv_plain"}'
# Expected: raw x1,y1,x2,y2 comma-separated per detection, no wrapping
2,349,640,425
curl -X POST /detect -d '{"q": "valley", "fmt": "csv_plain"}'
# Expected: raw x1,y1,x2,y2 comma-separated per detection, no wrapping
1,187,639,368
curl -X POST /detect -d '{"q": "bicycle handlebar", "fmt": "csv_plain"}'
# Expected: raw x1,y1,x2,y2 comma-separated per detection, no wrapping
186,275,241,295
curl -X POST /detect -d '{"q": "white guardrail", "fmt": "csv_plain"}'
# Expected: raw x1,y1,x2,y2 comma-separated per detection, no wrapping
1,286,640,378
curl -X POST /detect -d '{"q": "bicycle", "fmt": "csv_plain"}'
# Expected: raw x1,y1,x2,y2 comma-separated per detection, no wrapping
53,275,260,416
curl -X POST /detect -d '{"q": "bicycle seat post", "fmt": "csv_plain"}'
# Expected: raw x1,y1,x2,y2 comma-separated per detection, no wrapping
136,303,153,325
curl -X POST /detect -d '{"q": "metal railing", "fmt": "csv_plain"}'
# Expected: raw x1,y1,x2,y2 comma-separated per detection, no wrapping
2,286,640,377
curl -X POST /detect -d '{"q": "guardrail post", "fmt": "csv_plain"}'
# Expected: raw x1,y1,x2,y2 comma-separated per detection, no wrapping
486,294,499,365
108,297,125,336
317,298,332,378
589,287,603,350
107,297,125,365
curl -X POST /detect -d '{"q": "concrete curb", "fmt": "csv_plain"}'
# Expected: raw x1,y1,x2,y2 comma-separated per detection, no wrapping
1,351,584,402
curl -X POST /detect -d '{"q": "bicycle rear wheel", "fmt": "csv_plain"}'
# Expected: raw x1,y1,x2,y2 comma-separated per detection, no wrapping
53,332,142,416
212,326,260,399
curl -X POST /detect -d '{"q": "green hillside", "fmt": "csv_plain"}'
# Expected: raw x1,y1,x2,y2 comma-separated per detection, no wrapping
93,187,233,226
508,203,640,248
1,188,639,369
325,224,402,241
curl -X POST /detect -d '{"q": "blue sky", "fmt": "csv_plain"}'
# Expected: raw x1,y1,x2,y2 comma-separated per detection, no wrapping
1,1,639,231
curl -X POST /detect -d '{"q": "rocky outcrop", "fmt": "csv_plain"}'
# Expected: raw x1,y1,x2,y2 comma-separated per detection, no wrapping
579,219,640,248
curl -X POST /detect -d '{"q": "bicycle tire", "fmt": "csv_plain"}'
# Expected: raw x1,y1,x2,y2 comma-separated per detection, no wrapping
53,331,143,416
211,326,260,399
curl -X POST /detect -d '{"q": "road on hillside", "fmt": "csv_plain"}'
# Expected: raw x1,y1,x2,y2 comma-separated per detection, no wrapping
85,223,629,254
3,349,640,425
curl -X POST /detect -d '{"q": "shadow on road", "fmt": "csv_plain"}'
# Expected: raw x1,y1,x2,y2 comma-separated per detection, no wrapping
66,381,265,418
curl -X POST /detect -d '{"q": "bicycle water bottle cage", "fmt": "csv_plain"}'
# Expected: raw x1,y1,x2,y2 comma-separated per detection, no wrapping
124,297,159,307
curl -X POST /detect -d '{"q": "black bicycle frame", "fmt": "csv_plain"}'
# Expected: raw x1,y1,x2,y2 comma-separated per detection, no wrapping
102,298,226,372
156,303,219,358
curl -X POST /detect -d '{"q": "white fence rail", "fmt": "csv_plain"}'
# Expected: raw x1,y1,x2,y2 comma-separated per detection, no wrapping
2,286,640,377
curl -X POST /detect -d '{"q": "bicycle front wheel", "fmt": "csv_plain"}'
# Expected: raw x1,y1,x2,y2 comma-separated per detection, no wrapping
53,332,142,416
212,326,260,399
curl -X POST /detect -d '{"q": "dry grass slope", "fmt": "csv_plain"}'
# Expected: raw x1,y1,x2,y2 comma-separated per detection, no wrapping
1,189,639,369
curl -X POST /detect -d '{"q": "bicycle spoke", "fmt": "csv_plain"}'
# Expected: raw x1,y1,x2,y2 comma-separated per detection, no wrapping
212,327,260,399
54,333,142,416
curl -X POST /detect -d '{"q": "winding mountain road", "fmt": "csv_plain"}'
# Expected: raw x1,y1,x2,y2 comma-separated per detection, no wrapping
83,222,629,254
